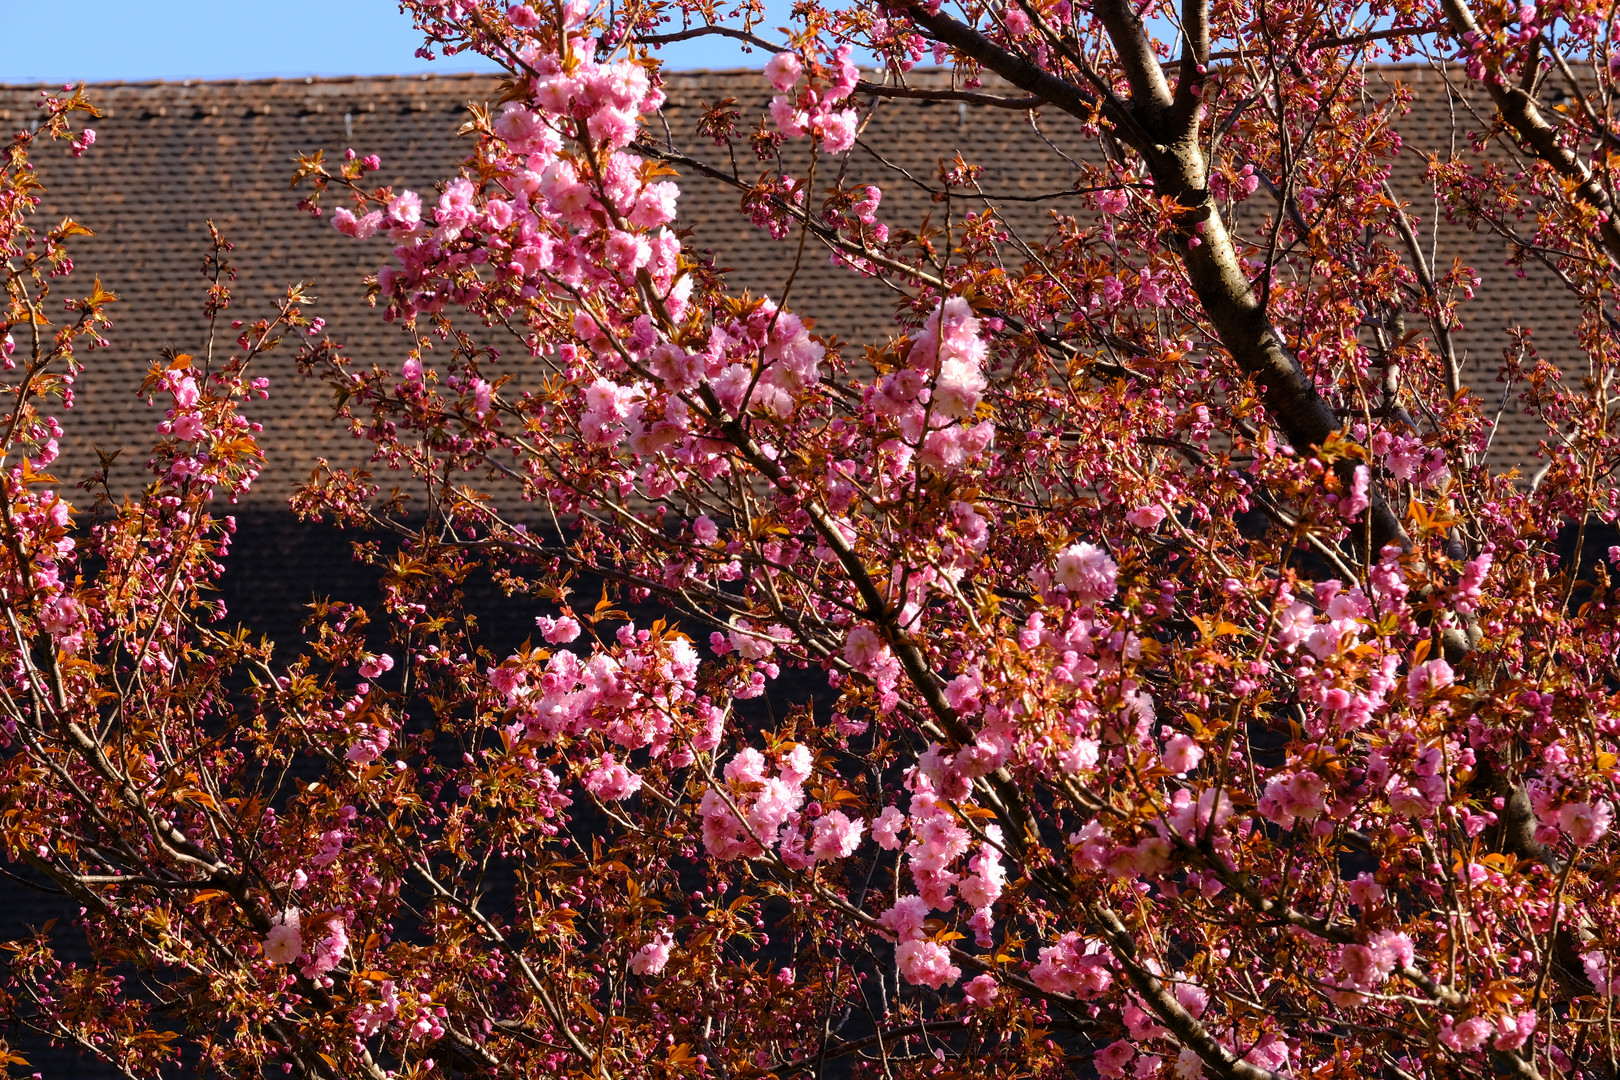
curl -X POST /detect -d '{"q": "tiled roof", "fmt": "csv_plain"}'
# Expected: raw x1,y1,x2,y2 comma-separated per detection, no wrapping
1367,64,1573,474
1,65,1576,508
4,74,497,505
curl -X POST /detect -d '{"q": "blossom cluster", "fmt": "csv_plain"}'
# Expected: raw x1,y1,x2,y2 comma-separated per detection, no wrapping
11,0,1620,1076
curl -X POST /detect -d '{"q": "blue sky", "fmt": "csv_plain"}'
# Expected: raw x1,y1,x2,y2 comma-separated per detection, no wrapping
1,0,773,85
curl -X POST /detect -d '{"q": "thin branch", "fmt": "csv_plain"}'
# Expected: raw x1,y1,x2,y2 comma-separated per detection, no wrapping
639,25,786,52
855,80,1042,110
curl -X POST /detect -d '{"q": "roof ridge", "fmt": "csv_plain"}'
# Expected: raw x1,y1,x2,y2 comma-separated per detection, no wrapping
0,72,500,92
1,60,1461,95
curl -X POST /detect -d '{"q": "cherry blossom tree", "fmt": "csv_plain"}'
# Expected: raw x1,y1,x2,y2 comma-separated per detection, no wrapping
7,0,1620,1076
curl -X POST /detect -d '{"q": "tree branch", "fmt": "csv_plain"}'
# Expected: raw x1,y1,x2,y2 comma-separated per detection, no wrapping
1441,0,1620,269
854,80,1042,110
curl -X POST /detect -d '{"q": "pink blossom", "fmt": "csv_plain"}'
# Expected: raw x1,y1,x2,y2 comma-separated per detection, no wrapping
1370,929,1414,974
728,619,781,661
358,653,394,680
1162,733,1203,775
170,412,206,441
724,747,769,785
895,938,960,988
844,625,888,670
810,810,864,862
629,931,673,975
353,980,400,1037
880,895,930,941
387,190,422,229
933,363,987,422
783,747,815,787
605,229,652,273
592,59,653,111
1124,1003,1170,1042
489,663,527,702
301,917,349,977
470,378,493,418
1259,769,1328,826
920,426,971,472
1094,1040,1136,1078
1053,542,1118,600
1161,788,1233,840
311,829,344,867
1440,1015,1494,1051
765,52,804,91
910,297,988,418
908,812,971,871
1492,1011,1536,1051
587,106,638,149
1096,188,1130,215
346,725,391,764
944,671,983,713
263,909,302,965
1275,599,1316,652
507,2,542,27
1030,933,1113,997
1338,463,1371,520
1558,800,1613,846
581,377,640,445
494,102,551,153
583,753,642,801
170,373,200,409
1583,951,1620,995
817,108,859,154
957,863,1004,910
853,185,882,223
962,973,999,1007
536,615,581,643
1405,657,1454,705
872,805,906,849
1244,1036,1288,1072
1348,873,1385,908
484,198,514,231
769,95,808,137
1126,504,1167,528
828,44,860,97
630,181,680,228
1175,981,1209,1018
1454,551,1493,612
1057,737,1100,774
332,207,382,238
1337,944,1382,990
